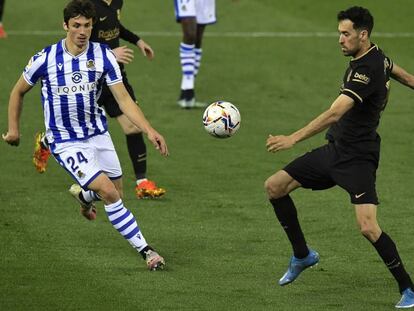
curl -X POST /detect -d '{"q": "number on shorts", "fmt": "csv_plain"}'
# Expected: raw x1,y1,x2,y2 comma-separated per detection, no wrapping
66,152,88,172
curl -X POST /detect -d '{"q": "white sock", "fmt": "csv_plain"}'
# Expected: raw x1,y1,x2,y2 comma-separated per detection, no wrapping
81,189,100,202
180,42,195,90
104,199,148,252
194,48,203,76
136,178,148,185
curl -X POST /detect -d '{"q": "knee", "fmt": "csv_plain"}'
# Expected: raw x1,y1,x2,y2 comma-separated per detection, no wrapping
98,182,120,204
264,176,286,199
182,25,197,43
358,223,381,242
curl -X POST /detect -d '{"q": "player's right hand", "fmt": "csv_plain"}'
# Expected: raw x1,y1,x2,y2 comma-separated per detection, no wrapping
113,46,134,64
266,134,295,152
147,129,169,156
2,131,20,146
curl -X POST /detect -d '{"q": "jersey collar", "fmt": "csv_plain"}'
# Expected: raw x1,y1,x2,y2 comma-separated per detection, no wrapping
62,39,90,59
351,44,378,62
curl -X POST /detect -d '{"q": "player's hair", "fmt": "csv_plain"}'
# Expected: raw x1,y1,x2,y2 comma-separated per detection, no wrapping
63,0,96,25
337,6,374,36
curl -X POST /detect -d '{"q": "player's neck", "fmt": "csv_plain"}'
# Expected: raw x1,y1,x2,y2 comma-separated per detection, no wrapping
354,41,372,59
64,38,88,56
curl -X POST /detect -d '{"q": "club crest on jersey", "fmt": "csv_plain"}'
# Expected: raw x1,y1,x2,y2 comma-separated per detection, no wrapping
352,72,370,85
72,72,83,83
77,170,85,179
86,59,95,69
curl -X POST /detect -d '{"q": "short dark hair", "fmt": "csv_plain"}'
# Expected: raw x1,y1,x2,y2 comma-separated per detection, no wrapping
63,0,96,25
337,6,374,36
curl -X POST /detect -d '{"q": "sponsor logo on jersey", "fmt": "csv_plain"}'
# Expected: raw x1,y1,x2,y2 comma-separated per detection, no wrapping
99,16,108,22
98,27,120,41
352,72,370,84
56,82,97,95
72,72,83,83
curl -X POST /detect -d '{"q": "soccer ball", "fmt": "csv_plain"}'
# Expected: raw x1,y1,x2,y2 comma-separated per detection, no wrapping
202,101,241,138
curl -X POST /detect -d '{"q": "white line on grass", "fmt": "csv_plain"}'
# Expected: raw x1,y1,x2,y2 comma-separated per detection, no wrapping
6,30,414,38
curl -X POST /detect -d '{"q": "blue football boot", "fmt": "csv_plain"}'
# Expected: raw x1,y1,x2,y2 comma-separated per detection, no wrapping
396,288,414,309
279,249,320,286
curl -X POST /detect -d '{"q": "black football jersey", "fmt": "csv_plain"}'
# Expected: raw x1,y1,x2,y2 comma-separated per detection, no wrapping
90,0,139,50
325,44,393,159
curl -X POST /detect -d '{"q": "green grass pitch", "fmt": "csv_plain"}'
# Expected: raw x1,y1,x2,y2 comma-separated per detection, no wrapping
1,1,414,310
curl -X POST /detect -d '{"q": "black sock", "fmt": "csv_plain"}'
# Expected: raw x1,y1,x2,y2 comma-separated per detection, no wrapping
139,245,153,259
372,232,414,293
126,133,147,180
270,195,309,259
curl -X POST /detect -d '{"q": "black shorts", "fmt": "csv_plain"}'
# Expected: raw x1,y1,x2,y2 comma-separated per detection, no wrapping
284,143,379,205
98,71,137,118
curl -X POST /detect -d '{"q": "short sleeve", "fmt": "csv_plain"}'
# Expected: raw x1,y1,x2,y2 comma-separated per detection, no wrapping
102,46,123,86
341,65,375,104
22,50,48,86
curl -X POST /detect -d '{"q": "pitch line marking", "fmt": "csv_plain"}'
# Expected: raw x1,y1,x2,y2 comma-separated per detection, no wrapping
6,30,414,38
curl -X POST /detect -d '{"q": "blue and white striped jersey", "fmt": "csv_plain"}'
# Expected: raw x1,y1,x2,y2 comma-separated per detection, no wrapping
23,39,122,144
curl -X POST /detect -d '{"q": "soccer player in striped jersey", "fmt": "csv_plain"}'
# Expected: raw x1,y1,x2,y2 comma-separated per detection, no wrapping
3,0,167,271
33,0,166,199
174,0,216,108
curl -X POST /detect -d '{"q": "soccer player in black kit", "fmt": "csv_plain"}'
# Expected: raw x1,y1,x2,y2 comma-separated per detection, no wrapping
264,7,414,308
33,0,166,199
91,0,166,199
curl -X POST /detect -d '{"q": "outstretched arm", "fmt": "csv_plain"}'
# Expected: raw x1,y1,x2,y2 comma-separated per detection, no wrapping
391,63,414,89
119,23,154,60
136,38,154,60
109,82,168,156
266,94,354,152
2,75,33,146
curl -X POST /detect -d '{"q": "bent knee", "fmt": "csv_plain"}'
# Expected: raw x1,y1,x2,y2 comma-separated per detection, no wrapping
359,225,381,242
264,172,291,199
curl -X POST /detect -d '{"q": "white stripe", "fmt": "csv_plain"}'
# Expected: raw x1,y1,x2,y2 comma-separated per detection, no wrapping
115,213,134,230
7,30,414,38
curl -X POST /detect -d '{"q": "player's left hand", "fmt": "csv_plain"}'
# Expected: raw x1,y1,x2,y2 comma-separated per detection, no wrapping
147,129,169,156
137,39,154,60
2,131,20,146
113,46,134,64
266,134,295,152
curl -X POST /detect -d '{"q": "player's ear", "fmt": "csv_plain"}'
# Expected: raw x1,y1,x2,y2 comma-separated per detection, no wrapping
63,22,69,32
359,29,368,40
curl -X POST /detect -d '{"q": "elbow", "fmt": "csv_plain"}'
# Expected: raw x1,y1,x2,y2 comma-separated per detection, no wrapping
328,111,342,124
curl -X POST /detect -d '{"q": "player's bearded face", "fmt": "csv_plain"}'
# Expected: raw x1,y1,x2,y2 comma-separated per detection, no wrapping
65,15,93,49
338,20,361,57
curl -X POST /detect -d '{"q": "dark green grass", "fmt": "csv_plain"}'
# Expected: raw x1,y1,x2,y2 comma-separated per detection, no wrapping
1,1,414,310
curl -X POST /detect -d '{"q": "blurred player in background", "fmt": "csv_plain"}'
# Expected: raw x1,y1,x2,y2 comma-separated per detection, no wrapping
265,6,414,308
3,0,167,271
33,0,166,199
0,0,7,38
174,0,216,109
